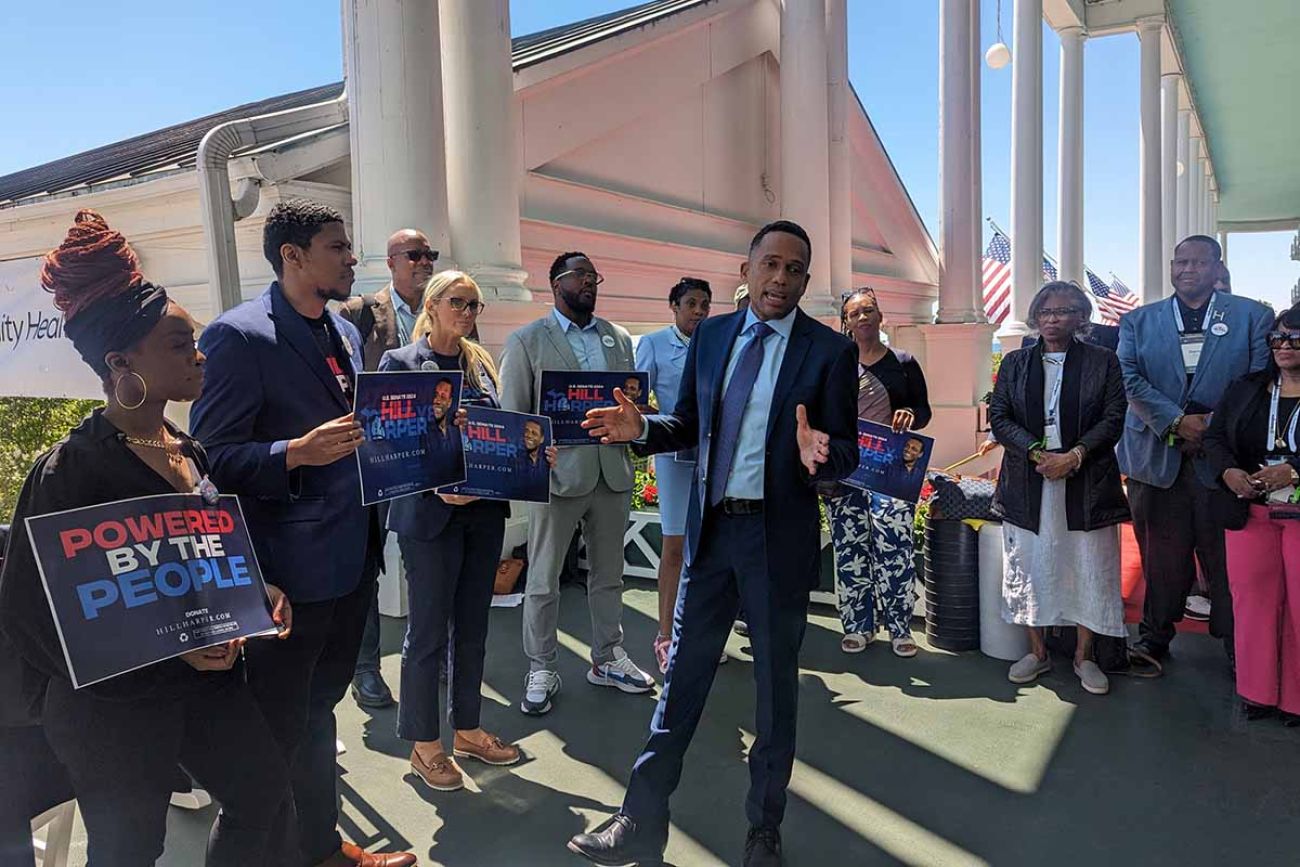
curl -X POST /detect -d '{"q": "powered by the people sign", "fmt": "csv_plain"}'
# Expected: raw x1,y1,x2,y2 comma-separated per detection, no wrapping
0,256,104,398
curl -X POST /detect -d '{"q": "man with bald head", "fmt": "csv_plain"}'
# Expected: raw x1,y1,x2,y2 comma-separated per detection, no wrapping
337,228,439,708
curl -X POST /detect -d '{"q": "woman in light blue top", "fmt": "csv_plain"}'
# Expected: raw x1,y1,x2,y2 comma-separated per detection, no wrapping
635,277,712,673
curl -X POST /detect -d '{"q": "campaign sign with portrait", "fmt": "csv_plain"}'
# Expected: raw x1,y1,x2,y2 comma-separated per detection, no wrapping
843,420,935,503
539,370,650,446
24,494,278,688
354,370,466,504
439,408,553,504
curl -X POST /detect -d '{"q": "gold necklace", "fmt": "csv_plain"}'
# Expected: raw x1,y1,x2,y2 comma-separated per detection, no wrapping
124,433,185,464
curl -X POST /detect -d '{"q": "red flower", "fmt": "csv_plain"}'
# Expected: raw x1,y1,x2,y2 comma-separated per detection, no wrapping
919,481,935,501
643,484,658,504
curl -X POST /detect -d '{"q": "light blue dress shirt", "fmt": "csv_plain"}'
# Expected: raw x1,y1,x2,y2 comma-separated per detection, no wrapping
553,308,605,371
635,325,690,415
390,286,419,346
721,307,794,499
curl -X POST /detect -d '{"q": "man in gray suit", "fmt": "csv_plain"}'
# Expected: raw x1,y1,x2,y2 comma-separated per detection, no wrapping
1118,234,1272,667
336,228,438,709
500,251,655,715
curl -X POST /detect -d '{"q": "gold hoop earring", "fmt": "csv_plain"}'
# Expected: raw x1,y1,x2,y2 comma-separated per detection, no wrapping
114,371,147,410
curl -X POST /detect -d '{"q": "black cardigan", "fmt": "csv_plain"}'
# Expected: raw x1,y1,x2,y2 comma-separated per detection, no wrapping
989,340,1130,533
1202,369,1300,530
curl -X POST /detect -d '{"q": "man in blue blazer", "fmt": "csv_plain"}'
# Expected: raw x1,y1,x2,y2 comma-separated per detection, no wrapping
1117,234,1272,667
569,221,859,867
191,200,414,867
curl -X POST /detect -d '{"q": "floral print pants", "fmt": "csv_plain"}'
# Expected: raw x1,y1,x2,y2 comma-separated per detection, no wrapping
826,487,917,640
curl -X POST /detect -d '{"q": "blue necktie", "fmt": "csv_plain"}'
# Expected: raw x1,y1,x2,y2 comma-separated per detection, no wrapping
709,322,773,505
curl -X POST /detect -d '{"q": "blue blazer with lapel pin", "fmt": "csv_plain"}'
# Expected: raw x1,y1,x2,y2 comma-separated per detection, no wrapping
1116,292,1272,489
191,281,373,604
636,307,859,591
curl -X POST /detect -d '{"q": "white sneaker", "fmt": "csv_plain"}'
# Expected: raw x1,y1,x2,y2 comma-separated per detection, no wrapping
1074,659,1110,695
1184,594,1212,622
587,648,655,693
1008,652,1051,684
521,669,561,715
169,788,212,810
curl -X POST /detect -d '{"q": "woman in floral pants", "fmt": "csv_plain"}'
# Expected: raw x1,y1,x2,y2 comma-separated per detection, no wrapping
825,289,932,656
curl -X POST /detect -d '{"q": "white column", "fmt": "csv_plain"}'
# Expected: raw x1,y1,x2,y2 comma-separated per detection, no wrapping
1188,143,1204,236
1056,26,1085,287
826,0,853,298
781,0,833,307
440,0,530,300
969,0,984,317
1160,73,1180,267
938,0,979,322
343,0,453,292
1175,110,1190,244
1137,19,1164,304
1204,182,1215,235
1005,0,1043,337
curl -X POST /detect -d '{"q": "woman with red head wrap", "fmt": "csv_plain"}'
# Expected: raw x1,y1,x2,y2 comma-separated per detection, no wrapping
0,211,298,865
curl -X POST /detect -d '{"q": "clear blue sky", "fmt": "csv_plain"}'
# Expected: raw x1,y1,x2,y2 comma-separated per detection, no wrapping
1,0,1294,308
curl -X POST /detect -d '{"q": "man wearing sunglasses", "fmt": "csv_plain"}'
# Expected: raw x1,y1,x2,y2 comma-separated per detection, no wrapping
1117,234,1272,671
500,251,656,717
337,228,439,710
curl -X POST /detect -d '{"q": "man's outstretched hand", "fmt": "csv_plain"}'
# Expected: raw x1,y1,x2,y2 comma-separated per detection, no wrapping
795,404,831,475
582,388,645,444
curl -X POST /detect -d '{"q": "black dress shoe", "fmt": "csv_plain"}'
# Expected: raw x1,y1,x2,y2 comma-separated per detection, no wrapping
351,671,395,709
567,813,665,866
744,825,782,867
1242,700,1274,721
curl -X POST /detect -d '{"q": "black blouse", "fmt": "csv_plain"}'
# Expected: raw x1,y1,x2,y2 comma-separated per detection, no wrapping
0,410,220,724
862,349,932,429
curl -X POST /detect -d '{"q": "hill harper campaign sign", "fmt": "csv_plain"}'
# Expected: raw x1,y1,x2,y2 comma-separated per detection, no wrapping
440,407,552,504
843,420,934,503
354,370,467,504
539,370,649,445
24,493,278,688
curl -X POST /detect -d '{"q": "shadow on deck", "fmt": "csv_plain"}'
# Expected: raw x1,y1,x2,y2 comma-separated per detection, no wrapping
89,580,1299,866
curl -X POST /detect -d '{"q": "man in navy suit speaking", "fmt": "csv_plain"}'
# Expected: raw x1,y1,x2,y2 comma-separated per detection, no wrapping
569,221,859,867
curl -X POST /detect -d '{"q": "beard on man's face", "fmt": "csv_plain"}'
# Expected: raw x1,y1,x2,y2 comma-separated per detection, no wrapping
317,285,352,303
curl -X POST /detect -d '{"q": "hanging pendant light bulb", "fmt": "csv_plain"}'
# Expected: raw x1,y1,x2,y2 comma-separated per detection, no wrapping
986,0,1011,70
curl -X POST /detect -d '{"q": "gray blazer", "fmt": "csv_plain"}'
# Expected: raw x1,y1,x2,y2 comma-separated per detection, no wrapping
1116,292,1272,489
499,313,635,497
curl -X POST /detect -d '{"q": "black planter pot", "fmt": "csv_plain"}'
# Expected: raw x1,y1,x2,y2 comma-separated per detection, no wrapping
922,518,980,651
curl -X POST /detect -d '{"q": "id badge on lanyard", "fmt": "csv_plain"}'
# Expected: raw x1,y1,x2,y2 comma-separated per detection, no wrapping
1173,293,1216,376
1043,356,1065,449
1266,380,1300,516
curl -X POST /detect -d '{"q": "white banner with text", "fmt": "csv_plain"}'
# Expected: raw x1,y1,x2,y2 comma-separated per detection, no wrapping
0,256,105,399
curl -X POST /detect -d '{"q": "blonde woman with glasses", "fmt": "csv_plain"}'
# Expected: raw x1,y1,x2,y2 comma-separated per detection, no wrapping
381,271,553,791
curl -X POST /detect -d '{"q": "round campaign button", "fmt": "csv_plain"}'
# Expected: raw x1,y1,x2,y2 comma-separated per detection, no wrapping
601,335,616,348
1210,322,1229,337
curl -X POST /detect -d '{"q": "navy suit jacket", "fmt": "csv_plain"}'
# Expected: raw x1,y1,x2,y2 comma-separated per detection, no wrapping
191,282,374,603
1116,292,1272,488
379,340,508,541
637,308,859,591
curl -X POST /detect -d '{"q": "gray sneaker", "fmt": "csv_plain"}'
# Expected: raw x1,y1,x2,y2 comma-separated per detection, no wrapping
1008,652,1051,684
1074,659,1110,695
521,669,561,715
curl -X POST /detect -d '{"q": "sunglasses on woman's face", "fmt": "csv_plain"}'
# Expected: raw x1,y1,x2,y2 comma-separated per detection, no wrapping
441,297,486,314
1267,331,1300,350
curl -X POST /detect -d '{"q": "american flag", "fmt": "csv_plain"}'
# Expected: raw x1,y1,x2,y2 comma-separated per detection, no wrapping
981,229,1058,325
1085,269,1139,324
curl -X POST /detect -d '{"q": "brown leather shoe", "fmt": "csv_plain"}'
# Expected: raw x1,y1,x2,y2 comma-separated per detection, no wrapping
453,730,521,766
337,841,418,866
409,747,464,791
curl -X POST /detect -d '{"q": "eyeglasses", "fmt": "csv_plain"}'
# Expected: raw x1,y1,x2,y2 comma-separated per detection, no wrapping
401,249,439,263
1267,331,1300,350
1038,307,1079,321
440,297,486,314
556,268,604,285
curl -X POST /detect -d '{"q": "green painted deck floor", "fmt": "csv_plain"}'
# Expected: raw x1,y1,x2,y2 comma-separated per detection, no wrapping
72,580,1300,866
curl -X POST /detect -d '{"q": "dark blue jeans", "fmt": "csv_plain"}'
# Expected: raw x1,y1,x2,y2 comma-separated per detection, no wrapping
623,510,810,830
397,503,506,742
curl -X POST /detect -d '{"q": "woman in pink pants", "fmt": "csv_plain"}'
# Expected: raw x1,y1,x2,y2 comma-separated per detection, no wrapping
1205,304,1300,725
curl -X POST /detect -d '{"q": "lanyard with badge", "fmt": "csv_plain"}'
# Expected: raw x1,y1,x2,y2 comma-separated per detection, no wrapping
1043,354,1066,449
1172,292,1222,375
1264,376,1300,516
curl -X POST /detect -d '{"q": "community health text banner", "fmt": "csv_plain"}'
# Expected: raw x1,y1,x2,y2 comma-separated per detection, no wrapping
0,256,104,399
